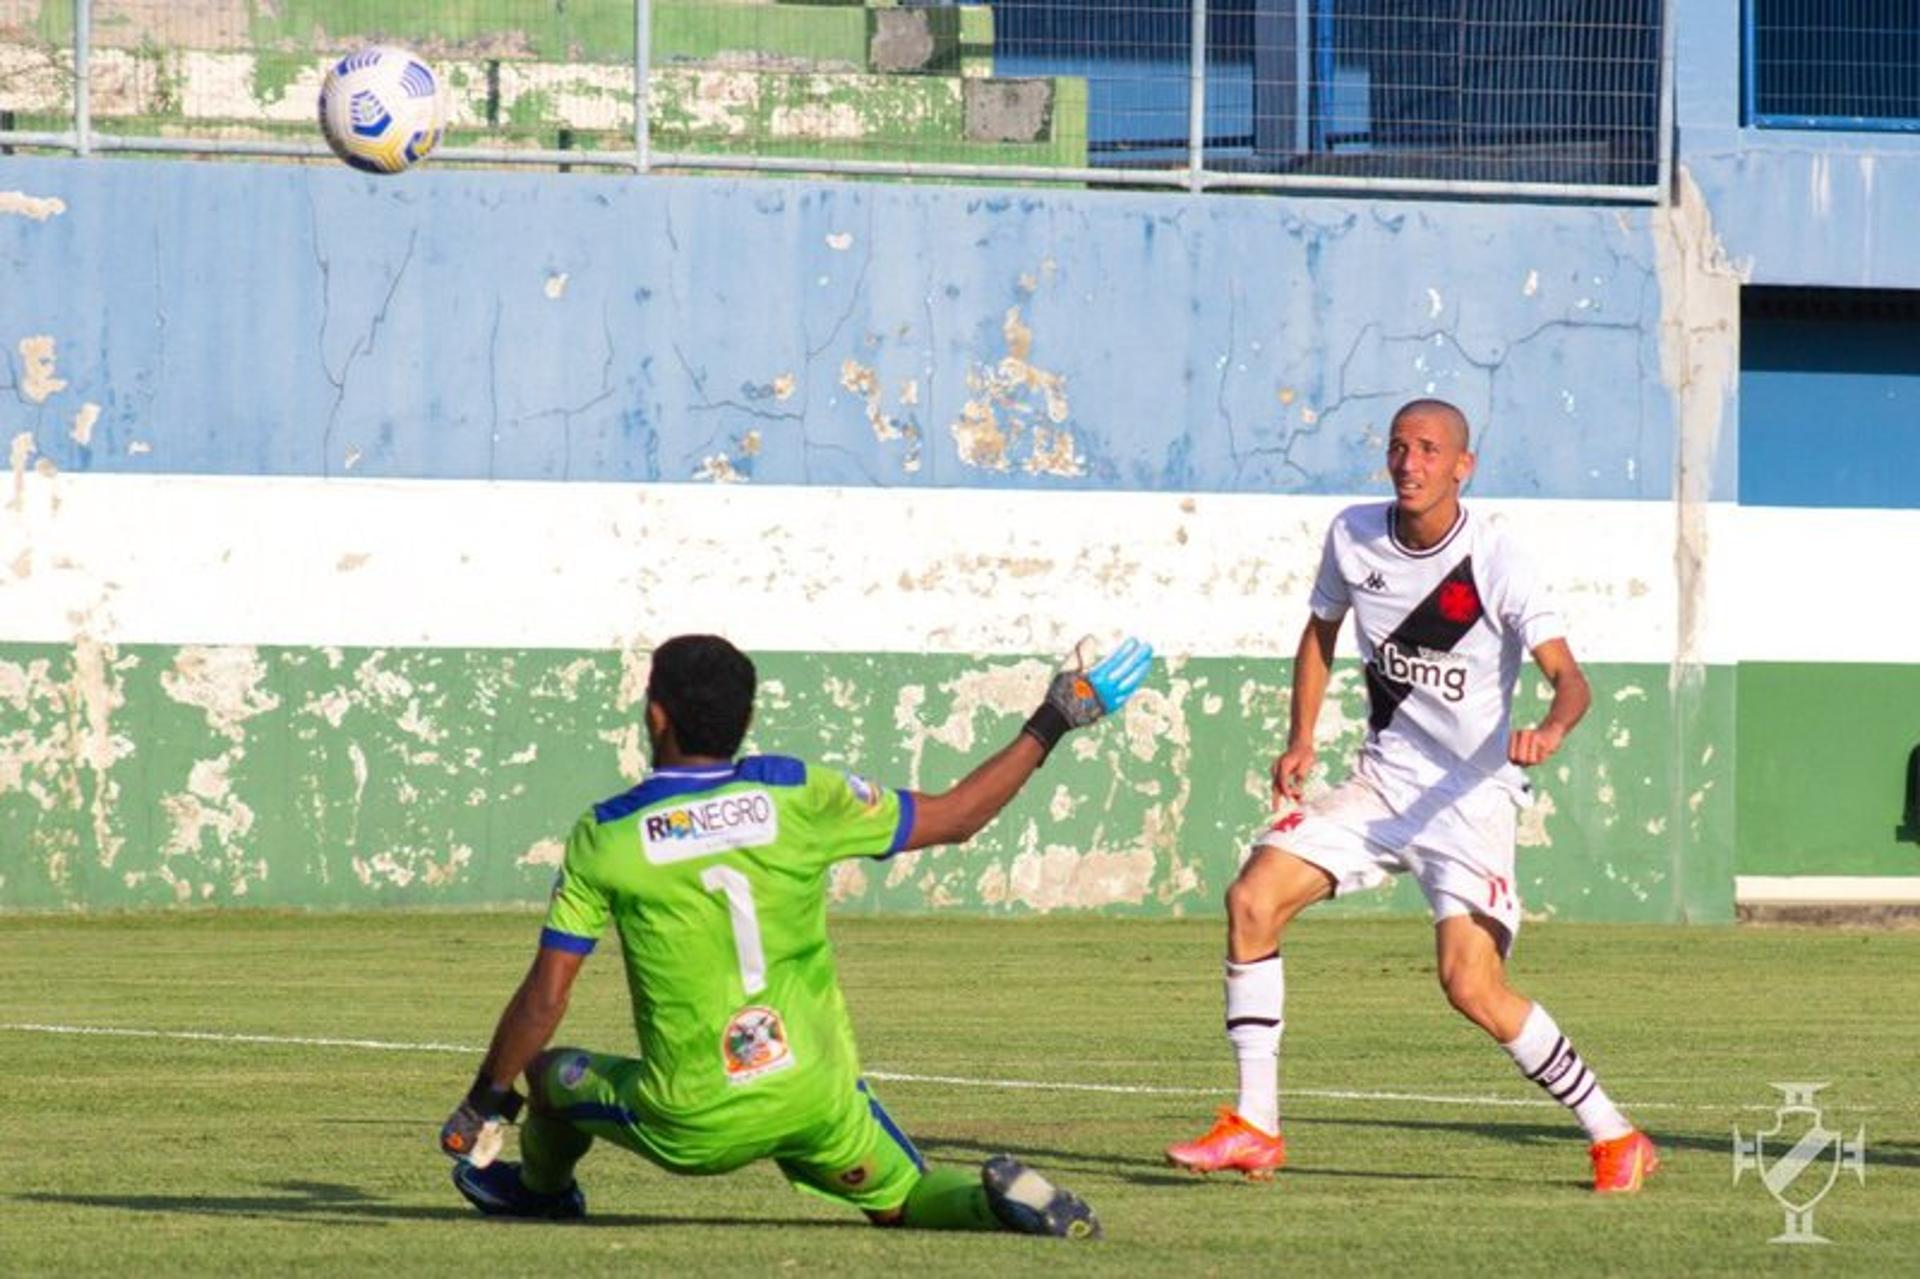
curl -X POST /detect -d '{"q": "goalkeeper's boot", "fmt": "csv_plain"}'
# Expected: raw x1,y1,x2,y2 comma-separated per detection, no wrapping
981,1155,1102,1240
452,1160,586,1220
1589,1129,1659,1195
1165,1107,1287,1180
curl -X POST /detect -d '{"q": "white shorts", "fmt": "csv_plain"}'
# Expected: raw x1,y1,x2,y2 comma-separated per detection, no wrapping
1253,773,1522,955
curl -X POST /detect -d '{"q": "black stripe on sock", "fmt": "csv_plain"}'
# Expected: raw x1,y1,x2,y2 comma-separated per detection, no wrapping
1525,1036,1569,1082
1565,1077,1600,1112
1226,1016,1282,1029
1549,1065,1592,1103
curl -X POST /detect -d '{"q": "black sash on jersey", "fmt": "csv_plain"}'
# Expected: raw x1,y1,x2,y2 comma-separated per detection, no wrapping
1364,557,1483,733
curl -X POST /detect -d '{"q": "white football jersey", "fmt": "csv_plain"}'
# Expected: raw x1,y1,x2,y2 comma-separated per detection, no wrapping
1308,502,1565,806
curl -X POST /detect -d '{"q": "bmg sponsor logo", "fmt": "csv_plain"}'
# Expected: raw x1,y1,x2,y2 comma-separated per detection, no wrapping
1375,641,1468,701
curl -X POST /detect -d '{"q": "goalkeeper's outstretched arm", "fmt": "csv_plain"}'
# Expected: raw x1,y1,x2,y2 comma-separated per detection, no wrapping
903,636,1152,852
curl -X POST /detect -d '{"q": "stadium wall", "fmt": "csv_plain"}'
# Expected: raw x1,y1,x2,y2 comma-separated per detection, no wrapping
1,156,1742,921
15,86,1920,919
1677,4,1920,908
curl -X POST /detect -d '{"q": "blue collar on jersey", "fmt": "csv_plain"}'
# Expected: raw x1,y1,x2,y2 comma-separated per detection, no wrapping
594,756,807,825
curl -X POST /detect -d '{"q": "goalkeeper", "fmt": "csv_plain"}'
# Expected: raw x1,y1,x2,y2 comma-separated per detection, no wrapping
440,632,1152,1239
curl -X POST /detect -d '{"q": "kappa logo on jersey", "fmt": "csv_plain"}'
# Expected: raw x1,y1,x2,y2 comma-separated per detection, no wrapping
1376,640,1469,702
641,789,779,863
722,1005,796,1084
1360,570,1387,592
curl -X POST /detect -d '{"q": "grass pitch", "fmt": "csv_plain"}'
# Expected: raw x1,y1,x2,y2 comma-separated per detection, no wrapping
1,912,1915,1275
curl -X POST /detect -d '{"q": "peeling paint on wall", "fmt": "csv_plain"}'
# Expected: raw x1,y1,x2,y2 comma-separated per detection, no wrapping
0,191,65,221
951,304,1083,477
70,403,100,447
16,337,68,404
0,640,1694,917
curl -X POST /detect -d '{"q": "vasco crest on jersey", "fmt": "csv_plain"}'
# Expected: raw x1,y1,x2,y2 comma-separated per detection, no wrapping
1436,578,1482,625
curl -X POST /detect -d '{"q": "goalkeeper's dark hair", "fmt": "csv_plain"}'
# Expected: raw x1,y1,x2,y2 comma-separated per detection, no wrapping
646,634,756,759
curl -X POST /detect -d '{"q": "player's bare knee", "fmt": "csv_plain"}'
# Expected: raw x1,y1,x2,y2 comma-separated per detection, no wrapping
1438,970,1501,1031
1225,875,1286,947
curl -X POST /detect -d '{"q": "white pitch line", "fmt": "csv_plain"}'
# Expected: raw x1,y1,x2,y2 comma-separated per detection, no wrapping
0,1021,481,1054
0,1021,1710,1110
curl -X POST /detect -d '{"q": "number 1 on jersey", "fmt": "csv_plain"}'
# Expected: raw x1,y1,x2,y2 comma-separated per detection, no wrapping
699,864,767,996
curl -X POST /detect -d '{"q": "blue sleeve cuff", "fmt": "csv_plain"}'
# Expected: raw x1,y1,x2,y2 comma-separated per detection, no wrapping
884,789,918,858
539,927,596,955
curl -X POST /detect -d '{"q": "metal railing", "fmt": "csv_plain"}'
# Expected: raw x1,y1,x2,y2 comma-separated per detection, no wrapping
1746,0,1920,133
0,1,1671,201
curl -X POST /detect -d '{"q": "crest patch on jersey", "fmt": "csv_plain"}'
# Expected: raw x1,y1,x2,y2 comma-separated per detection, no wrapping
640,789,779,864
722,1005,796,1084
1436,579,1482,625
845,772,880,810
557,1051,590,1089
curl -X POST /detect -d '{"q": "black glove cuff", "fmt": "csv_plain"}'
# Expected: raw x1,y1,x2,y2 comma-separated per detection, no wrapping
465,1069,525,1122
1021,702,1071,760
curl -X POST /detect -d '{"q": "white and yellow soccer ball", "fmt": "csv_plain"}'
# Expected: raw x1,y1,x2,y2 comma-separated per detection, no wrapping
317,45,447,174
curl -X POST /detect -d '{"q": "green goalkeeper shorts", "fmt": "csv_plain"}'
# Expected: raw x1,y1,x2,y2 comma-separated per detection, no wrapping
532,1048,926,1213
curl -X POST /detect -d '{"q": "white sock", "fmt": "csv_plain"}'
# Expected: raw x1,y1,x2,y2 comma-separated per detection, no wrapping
1502,1003,1632,1142
1225,954,1284,1135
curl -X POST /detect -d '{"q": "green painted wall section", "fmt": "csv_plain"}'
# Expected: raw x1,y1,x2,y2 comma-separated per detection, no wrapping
1736,664,1920,877
0,643,1726,920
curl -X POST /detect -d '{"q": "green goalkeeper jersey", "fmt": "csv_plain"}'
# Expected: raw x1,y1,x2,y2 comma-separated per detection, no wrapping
540,756,915,1151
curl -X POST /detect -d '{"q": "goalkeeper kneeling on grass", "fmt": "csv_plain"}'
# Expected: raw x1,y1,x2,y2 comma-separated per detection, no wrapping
439,632,1152,1239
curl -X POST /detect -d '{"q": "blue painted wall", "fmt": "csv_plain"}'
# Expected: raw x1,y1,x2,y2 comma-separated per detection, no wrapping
1741,306,1920,510
0,157,1673,501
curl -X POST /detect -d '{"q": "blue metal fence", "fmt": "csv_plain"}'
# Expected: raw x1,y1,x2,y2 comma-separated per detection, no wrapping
1747,0,1920,132
0,0,1670,199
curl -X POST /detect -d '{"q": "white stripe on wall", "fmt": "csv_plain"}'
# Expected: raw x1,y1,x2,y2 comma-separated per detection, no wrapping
1,473,1682,659
1722,505,1920,664
1735,876,1920,905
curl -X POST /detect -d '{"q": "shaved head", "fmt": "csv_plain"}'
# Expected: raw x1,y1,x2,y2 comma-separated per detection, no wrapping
1391,399,1471,451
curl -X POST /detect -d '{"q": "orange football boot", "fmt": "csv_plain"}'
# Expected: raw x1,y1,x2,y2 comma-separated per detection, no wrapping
1165,1107,1288,1180
1589,1129,1660,1194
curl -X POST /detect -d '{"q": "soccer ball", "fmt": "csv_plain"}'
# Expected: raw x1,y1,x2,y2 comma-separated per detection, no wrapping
318,46,447,175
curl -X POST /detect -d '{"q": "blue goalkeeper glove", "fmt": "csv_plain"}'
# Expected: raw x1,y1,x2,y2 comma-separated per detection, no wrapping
1021,636,1153,760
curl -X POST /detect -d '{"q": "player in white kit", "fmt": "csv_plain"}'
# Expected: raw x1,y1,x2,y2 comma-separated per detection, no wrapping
1165,399,1658,1194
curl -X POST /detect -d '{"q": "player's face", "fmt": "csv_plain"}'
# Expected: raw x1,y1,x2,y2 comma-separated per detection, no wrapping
1387,414,1472,518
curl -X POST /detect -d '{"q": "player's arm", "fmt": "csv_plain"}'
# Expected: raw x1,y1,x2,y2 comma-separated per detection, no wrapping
904,637,1153,851
441,815,609,1166
1272,613,1342,803
439,943,585,1165
1509,637,1590,767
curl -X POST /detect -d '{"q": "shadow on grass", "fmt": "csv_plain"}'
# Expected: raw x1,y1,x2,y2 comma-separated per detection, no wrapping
14,1180,868,1231
915,1135,1512,1186
1289,1114,1920,1170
